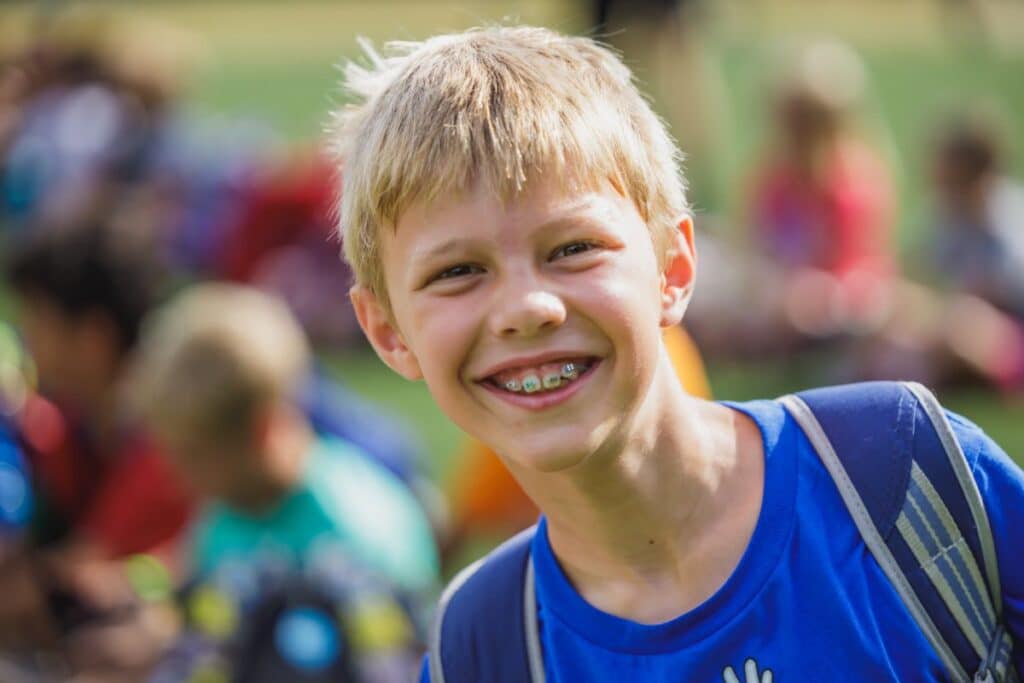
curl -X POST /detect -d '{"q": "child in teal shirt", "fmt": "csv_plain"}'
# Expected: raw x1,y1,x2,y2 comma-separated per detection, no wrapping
131,283,438,592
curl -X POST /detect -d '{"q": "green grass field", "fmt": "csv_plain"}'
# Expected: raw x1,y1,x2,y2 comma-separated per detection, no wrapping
1,0,1021,472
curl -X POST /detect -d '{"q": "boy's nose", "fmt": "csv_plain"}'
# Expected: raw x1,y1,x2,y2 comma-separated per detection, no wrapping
488,288,567,338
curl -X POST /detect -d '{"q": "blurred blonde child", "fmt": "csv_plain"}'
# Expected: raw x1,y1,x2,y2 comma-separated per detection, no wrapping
131,283,438,592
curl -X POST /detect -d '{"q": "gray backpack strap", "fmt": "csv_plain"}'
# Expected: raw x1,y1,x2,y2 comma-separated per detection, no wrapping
905,382,1002,610
781,381,1015,682
429,556,484,683
905,384,1016,683
428,526,544,683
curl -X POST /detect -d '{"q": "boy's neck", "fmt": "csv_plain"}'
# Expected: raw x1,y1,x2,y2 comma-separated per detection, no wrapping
515,371,765,624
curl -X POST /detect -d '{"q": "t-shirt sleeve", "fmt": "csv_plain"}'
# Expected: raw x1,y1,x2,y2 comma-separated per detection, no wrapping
947,411,1024,676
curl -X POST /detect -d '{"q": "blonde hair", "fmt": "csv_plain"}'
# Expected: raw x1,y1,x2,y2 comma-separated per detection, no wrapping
130,283,310,442
330,25,688,308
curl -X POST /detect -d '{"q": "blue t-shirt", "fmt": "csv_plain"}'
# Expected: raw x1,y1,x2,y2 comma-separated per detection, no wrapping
421,399,1024,681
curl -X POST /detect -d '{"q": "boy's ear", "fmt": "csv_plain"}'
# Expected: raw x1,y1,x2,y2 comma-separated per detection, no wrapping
349,285,423,380
660,214,697,328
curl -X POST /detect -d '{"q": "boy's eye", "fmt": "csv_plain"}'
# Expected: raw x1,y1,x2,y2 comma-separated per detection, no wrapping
551,241,598,260
431,263,482,282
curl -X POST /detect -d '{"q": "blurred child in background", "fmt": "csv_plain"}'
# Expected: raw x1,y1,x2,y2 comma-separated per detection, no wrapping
130,283,439,593
4,223,193,558
688,40,898,361
837,110,1024,393
747,39,896,345
931,112,1024,318
922,112,1024,391
0,22,183,231
131,283,439,682
0,221,193,678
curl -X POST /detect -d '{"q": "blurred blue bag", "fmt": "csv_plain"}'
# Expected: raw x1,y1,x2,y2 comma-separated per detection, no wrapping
152,547,424,683
298,370,422,487
0,419,32,534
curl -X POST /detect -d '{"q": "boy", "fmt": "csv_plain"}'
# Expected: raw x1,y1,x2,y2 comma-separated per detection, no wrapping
130,283,439,593
4,224,194,559
931,112,1024,319
332,26,1023,681
1,223,193,664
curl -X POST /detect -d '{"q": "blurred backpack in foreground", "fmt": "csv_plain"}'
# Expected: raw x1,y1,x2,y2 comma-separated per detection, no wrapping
151,548,423,683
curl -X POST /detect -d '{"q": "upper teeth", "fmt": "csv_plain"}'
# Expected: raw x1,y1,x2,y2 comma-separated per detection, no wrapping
499,362,589,393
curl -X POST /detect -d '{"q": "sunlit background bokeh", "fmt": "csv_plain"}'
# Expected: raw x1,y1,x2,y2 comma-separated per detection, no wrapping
1,0,1022,530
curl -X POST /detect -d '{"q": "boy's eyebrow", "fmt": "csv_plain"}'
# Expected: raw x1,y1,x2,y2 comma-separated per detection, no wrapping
537,212,605,233
536,198,616,234
414,237,482,261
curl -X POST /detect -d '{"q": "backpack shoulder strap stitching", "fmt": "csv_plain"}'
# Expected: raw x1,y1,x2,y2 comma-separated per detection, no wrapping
905,382,1002,610
904,383,1014,682
783,382,1014,682
777,391,969,681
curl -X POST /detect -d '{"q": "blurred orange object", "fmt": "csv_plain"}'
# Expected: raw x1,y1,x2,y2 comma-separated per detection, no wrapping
447,325,711,540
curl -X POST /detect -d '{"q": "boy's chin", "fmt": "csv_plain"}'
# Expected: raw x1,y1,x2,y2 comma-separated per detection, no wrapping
499,434,603,474
484,413,623,475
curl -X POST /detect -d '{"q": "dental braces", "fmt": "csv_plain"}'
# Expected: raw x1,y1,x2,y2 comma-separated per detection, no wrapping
504,362,581,393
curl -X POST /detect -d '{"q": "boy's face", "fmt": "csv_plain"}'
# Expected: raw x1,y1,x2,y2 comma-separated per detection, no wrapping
16,293,119,407
353,179,695,473
156,426,268,510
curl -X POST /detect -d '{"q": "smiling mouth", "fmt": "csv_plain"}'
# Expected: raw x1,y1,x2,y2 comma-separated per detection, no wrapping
484,358,598,395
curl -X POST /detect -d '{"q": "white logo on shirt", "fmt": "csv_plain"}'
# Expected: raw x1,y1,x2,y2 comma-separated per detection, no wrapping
723,658,773,683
